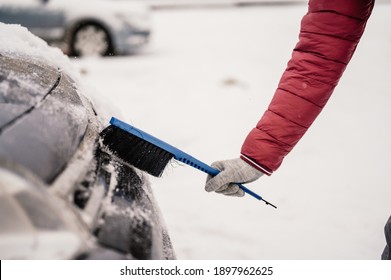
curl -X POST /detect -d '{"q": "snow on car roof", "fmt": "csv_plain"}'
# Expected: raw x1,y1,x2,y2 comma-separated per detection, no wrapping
0,23,77,80
0,22,117,125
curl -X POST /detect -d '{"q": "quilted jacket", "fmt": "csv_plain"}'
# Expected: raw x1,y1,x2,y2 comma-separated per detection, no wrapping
241,0,375,175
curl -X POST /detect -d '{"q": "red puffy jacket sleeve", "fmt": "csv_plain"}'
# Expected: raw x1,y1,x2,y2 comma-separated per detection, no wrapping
241,0,375,175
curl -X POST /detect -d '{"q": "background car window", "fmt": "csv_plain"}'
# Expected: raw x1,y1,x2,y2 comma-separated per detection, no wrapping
0,0,64,38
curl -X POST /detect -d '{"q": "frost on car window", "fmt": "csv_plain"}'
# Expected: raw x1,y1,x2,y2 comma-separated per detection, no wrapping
0,54,89,184
0,54,59,128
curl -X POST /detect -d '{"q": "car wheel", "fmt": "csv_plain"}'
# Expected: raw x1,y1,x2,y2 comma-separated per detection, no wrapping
70,23,114,57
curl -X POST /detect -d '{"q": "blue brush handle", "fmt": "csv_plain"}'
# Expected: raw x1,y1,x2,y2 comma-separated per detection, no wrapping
110,117,276,207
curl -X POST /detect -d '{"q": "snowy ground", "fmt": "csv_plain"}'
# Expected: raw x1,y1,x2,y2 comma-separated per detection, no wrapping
72,3,391,259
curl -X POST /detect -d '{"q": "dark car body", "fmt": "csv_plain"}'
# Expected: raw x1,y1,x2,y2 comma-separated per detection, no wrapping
0,26,174,259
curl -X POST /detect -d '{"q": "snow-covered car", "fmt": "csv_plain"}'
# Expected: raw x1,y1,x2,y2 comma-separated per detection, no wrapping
0,0,151,56
0,23,174,259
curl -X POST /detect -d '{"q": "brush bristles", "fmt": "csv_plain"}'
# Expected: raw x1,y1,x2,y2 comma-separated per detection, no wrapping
100,125,174,177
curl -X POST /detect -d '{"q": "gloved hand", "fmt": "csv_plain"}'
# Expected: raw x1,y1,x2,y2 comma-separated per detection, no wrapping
205,158,264,197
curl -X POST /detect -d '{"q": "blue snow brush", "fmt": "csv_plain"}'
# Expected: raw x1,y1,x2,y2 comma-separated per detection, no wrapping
101,117,276,208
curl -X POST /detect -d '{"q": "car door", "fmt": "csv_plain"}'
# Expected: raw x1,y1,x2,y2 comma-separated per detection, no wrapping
0,0,65,42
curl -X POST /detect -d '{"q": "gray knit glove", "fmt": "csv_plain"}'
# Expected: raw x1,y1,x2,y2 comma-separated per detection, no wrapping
205,158,264,197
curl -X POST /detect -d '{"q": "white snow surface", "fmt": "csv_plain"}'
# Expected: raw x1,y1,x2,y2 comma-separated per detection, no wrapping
2,2,390,259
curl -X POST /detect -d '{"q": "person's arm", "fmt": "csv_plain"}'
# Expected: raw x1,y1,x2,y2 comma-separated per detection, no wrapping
241,0,375,175
206,0,375,196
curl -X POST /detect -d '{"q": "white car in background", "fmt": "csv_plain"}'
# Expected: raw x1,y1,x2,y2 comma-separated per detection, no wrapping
0,0,152,56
